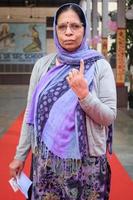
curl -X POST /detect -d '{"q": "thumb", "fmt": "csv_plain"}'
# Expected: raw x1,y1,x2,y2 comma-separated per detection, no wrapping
79,59,84,74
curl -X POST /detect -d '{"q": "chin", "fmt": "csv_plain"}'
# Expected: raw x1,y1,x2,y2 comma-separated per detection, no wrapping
62,43,81,52
63,46,77,52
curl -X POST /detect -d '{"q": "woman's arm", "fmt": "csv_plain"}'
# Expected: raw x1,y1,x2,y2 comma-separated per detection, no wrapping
9,59,42,178
14,59,42,161
14,53,56,161
79,59,117,126
9,54,56,178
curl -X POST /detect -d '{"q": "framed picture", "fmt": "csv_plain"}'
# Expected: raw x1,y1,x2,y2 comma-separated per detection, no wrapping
0,22,46,64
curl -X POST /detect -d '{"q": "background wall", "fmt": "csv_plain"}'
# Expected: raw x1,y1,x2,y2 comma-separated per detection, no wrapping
0,7,57,54
0,7,56,84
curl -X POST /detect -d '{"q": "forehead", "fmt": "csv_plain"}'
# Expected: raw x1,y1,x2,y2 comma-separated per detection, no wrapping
57,9,81,24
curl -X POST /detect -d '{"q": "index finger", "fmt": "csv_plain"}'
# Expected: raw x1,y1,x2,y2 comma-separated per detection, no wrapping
79,59,84,74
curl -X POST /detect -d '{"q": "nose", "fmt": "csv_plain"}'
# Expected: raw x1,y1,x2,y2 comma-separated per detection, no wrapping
65,25,73,35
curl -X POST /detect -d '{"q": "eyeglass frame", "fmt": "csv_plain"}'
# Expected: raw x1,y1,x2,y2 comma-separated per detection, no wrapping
56,22,84,33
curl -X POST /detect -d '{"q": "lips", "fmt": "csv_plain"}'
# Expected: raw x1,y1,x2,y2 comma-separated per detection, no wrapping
64,40,74,44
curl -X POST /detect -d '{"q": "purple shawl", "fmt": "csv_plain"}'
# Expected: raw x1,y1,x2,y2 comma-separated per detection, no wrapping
27,3,103,159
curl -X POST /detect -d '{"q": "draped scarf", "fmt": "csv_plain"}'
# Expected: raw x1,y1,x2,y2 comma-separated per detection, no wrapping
27,3,105,161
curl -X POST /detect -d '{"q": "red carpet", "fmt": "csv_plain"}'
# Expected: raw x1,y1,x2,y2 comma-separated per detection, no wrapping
0,113,133,200
0,112,31,200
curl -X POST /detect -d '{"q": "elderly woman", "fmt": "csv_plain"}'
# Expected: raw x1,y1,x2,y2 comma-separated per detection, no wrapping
9,3,117,200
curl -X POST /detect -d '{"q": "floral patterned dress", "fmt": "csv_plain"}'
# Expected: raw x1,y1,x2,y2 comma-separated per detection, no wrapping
29,149,111,200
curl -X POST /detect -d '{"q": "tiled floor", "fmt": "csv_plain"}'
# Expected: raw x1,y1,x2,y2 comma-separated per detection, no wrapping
0,85,133,179
113,108,133,178
0,85,28,137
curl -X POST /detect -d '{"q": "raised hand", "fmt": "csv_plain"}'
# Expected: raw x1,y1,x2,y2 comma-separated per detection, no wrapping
66,59,89,100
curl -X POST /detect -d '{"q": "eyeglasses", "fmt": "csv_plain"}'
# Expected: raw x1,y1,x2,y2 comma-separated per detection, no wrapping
56,22,84,33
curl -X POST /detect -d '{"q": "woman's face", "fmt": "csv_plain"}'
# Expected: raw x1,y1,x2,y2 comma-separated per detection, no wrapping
56,9,84,52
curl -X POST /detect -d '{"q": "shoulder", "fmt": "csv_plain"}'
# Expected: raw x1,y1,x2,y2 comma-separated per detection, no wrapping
96,58,112,70
35,53,57,67
30,53,57,83
33,53,56,74
95,58,113,77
